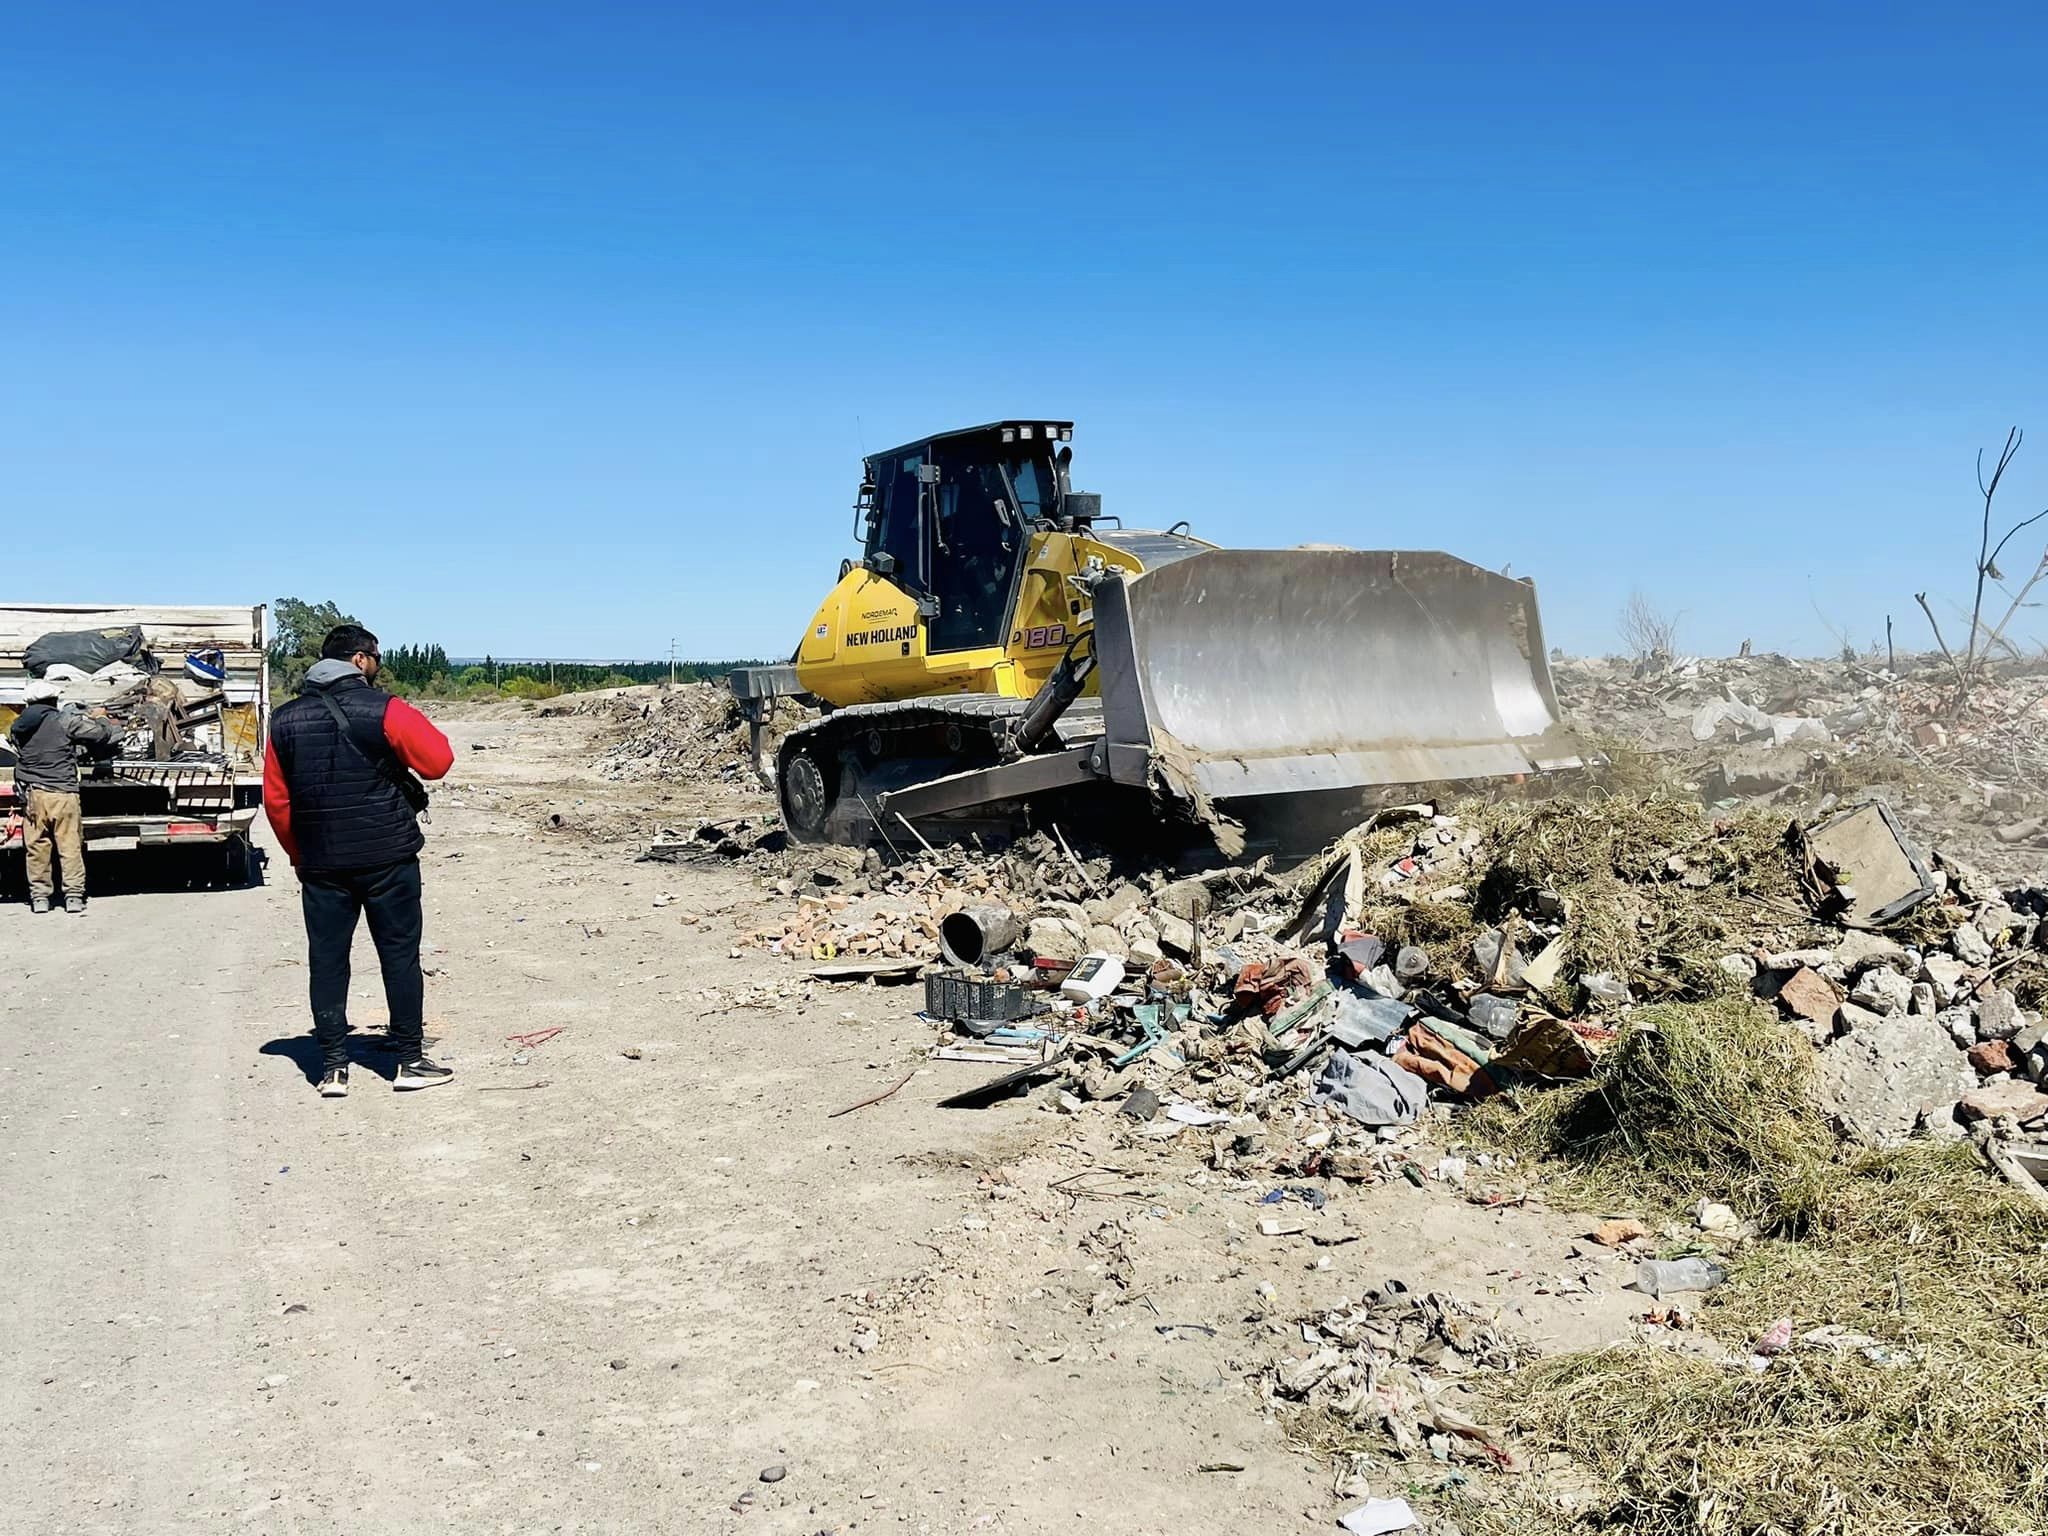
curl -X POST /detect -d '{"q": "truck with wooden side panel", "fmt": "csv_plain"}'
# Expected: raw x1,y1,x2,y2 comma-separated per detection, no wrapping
0,603,270,886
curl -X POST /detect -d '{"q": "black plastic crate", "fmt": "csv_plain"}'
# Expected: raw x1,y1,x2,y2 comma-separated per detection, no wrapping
925,968,1033,1024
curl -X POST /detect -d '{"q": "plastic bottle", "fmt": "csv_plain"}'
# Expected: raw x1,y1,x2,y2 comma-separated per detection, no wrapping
1632,1257,1728,1297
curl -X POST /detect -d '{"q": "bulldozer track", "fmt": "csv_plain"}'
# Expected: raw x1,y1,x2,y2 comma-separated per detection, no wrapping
776,695,1105,845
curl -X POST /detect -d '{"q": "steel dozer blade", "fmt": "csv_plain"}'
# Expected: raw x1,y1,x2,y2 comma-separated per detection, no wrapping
1091,548,1583,804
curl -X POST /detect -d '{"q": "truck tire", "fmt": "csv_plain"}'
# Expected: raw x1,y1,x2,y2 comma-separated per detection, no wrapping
221,834,252,888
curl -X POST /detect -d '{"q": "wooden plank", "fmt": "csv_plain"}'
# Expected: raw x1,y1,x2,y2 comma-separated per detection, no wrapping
0,604,264,655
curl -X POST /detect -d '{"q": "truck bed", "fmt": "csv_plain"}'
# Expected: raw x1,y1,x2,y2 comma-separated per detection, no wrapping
0,603,269,858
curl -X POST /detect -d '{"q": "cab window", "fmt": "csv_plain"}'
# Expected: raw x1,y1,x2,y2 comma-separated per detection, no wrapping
867,452,927,588
929,450,1024,652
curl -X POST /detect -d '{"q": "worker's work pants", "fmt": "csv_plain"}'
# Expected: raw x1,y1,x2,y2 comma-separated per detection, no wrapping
300,857,426,1071
23,788,85,900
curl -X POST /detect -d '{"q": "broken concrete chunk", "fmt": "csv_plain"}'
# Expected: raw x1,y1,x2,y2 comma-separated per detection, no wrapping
1976,988,2023,1043
1909,981,1937,1017
1083,882,1146,926
1154,911,1198,958
1816,1013,1976,1146
1151,877,1215,922
1938,1008,1978,1049
1834,1001,1884,1036
1834,930,1907,971
2014,1022,2048,1085
1772,965,1841,1027
1765,947,1837,971
1968,1040,2017,1077
1848,965,1912,1017
1957,1081,2048,1126
1025,916,1087,963
1086,924,1127,958
1921,954,1970,1001
1950,923,1993,968
1977,900,2028,937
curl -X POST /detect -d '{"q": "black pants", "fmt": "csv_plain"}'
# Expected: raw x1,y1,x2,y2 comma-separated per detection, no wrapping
301,857,425,1071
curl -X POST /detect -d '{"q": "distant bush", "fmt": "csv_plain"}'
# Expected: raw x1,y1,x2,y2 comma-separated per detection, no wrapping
500,676,563,700
265,602,772,701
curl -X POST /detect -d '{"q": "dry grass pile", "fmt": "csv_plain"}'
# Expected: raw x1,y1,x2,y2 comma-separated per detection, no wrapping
1462,1143,2048,1536
1473,998,1837,1233
1450,1000,2048,1536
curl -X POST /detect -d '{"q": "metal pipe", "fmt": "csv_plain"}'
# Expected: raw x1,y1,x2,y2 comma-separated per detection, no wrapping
939,905,1022,968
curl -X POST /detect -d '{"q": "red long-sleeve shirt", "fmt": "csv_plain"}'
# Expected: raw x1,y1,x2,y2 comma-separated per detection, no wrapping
264,695,453,867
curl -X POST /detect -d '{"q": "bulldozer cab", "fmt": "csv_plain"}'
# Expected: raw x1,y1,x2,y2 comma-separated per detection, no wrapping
859,421,1074,653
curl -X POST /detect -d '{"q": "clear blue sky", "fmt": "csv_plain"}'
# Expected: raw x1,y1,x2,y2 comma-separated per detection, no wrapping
4,3,2043,662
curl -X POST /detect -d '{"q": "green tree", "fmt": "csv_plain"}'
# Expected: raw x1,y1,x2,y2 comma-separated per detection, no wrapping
269,597,361,693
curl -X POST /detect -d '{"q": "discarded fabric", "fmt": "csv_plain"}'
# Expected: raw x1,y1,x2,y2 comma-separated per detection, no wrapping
1311,1048,1429,1127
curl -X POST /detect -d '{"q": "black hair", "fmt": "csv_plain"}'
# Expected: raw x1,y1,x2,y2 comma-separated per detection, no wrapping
319,624,380,662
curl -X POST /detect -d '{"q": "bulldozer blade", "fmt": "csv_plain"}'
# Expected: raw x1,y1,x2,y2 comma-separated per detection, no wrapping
1091,548,1582,802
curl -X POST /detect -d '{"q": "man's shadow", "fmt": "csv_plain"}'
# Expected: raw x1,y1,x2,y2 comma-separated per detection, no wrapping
259,1034,405,1085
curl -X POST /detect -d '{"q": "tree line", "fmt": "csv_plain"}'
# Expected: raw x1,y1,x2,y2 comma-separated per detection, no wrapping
269,597,770,700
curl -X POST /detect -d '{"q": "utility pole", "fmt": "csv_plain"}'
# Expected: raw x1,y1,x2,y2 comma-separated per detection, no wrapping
669,637,677,690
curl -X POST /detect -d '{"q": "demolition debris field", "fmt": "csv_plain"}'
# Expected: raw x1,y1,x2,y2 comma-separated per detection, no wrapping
5,651,2047,1535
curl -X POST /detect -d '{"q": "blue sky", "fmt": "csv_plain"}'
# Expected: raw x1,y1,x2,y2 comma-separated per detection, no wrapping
3,2,2043,662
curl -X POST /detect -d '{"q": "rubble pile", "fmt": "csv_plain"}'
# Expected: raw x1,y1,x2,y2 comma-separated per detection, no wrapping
723,789,2048,1166
551,683,799,787
1552,650,1902,758
1259,1287,1526,1468
1553,650,2048,877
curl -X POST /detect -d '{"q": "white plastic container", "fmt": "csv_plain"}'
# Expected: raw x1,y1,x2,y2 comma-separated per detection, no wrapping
1060,952,1126,1003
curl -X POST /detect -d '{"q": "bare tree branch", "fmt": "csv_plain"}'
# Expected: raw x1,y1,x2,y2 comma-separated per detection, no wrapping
1915,590,1963,678
1976,550,2048,673
1986,504,2048,574
1956,428,2029,697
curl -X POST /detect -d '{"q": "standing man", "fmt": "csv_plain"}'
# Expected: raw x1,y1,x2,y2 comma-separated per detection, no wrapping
265,624,456,1098
9,678,121,914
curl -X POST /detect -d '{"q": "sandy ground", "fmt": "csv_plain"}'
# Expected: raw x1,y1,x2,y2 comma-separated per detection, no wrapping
1,704,1651,1535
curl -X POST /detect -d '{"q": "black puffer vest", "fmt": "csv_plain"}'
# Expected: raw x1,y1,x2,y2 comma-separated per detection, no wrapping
269,672,424,872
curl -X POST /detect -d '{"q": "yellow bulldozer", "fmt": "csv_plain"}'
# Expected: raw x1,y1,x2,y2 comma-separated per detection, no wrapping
731,420,1581,849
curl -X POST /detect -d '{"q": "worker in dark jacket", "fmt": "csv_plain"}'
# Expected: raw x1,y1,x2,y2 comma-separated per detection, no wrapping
10,678,122,914
265,624,456,1099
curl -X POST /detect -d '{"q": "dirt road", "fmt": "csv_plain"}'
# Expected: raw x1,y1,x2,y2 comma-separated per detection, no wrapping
1,704,1642,1534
